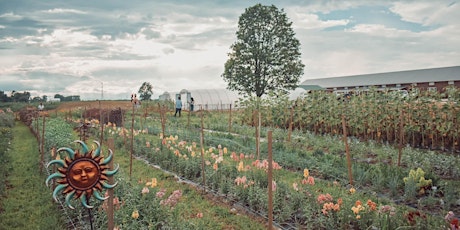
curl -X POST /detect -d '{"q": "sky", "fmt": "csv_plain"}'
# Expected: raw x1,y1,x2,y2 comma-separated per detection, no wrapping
0,0,459,100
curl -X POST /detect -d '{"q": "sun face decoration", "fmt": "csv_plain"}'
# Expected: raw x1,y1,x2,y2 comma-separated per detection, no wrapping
46,140,118,209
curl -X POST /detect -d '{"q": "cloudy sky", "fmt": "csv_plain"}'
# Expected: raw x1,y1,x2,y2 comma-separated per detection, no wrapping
1,0,459,100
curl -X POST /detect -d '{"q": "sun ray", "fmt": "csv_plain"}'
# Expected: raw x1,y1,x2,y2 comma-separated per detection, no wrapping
65,190,76,209
105,164,119,176
92,141,101,157
52,184,67,202
102,181,118,189
101,150,113,165
93,190,108,201
80,196,93,209
75,140,89,154
46,172,65,186
57,147,75,159
47,159,66,168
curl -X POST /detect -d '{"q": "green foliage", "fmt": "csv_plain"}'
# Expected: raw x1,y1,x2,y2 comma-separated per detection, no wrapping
0,112,14,127
41,118,75,151
403,168,432,199
138,82,154,101
0,123,64,229
222,3,304,98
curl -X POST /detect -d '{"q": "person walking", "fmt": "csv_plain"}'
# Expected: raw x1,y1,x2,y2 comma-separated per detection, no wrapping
189,97,195,112
174,96,182,117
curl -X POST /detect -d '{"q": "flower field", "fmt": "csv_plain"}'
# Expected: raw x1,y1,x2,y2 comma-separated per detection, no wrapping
4,88,460,229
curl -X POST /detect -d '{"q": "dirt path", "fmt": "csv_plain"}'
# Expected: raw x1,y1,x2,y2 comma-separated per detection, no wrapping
0,122,64,229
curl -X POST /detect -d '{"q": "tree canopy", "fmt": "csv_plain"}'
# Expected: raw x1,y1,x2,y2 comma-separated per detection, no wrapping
138,82,153,101
222,4,304,98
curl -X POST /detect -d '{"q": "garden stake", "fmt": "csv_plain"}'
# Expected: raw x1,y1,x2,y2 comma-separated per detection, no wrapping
228,104,232,133
99,100,104,146
288,106,294,143
342,114,353,185
267,130,274,230
88,198,94,230
130,103,134,180
398,109,404,166
107,138,115,230
200,105,206,192
253,110,260,159
40,114,45,172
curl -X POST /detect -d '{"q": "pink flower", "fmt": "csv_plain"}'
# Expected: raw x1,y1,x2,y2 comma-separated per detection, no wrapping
317,193,333,204
156,188,166,198
141,187,150,194
307,176,315,185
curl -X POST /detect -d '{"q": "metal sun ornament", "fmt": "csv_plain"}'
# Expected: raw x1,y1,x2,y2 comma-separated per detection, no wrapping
46,140,119,209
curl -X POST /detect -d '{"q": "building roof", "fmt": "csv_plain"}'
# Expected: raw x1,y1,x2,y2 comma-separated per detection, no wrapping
300,66,460,89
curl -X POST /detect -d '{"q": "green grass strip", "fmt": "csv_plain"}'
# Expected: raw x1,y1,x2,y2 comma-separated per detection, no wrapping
0,122,64,230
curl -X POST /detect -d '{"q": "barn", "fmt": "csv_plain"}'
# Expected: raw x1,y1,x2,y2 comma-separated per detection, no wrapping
300,66,460,94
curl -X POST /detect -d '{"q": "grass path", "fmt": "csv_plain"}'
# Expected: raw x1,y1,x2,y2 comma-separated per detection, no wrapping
0,122,64,230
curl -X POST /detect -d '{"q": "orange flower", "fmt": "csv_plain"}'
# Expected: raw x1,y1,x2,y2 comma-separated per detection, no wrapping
337,198,343,206
213,163,218,171
355,200,362,207
367,199,377,211
132,210,139,219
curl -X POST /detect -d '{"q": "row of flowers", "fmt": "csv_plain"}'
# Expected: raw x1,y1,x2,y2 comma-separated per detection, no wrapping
124,132,456,229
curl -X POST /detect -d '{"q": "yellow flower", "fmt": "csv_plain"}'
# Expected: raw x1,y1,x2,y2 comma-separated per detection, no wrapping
356,215,361,219
191,151,196,157
146,178,158,188
132,210,139,219
237,161,244,172
349,187,356,194
303,168,309,178
223,147,228,154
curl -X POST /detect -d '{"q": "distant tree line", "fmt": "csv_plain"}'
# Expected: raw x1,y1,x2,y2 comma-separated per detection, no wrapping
0,91,80,103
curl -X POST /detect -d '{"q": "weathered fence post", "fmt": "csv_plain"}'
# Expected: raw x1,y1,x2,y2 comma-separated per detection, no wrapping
228,104,232,133
398,109,404,167
342,114,353,186
200,105,206,192
130,103,134,180
267,130,274,230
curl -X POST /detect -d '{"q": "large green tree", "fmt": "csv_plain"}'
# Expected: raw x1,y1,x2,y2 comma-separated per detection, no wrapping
138,82,153,101
222,4,304,98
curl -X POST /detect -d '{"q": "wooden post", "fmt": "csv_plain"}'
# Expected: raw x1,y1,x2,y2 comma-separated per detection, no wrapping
288,106,294,143
228,104,232,133
342,114,353,186
107,138,115,230
40,115,45,172
99,101,104,145
253,110,260,159
267,130,274,230
200,106,206,192
130,104,134,180
398,110,404,166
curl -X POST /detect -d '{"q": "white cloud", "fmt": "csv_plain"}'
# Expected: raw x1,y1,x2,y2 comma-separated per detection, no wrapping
44,8,87,14
390,1,460,26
